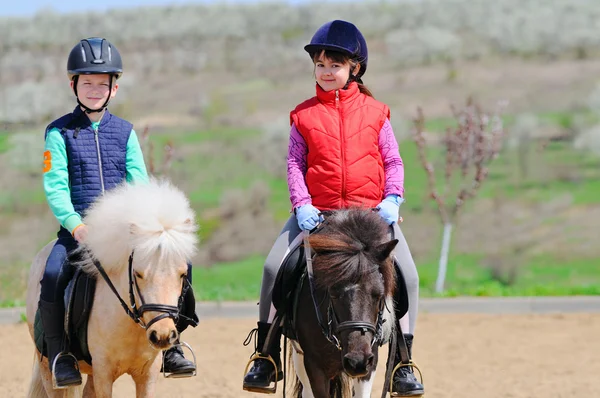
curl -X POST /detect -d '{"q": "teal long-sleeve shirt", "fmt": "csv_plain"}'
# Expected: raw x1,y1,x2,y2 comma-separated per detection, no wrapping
43,121,149,233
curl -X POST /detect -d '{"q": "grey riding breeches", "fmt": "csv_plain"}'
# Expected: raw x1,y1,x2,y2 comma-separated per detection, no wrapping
258,214,420,334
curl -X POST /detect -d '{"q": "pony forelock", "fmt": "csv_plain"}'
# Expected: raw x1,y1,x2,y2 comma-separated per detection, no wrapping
77,178,198,276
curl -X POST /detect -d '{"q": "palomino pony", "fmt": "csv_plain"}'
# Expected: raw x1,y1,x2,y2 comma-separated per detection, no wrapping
26,179,198,398
290,209,397,398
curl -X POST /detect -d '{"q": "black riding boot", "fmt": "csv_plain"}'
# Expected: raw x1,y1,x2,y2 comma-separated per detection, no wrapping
243,321,283,391
161,276,198,377
162,341,196,376
39,299,82,388
391,333,424,396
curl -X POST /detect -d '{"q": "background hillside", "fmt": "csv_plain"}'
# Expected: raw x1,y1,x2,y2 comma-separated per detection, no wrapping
1,0,599,304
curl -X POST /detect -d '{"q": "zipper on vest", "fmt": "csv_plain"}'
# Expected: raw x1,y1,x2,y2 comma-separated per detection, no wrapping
93,127,106,193
336,89,346,205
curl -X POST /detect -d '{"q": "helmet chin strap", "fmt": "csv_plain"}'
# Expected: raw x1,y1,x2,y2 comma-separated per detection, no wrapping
72,75,114,114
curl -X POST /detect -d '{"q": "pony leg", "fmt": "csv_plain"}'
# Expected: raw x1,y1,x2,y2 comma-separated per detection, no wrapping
352,369,376,398
85,364,113,398
292,350,331,398
131,366,159,398
82,375,96,398
38,358,69,398
291,350,314,398
27,353,48,398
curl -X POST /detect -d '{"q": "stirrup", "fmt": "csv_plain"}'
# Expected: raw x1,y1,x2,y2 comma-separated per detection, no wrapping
51,352,81,390
389,360,424,397
242,353,279,394
162,341,197,379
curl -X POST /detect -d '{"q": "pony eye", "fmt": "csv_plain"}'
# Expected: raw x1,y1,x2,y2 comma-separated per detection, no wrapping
371,287,384,299
134,271,143,279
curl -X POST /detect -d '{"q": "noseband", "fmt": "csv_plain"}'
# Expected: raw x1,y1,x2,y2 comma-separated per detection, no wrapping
93,251,182,329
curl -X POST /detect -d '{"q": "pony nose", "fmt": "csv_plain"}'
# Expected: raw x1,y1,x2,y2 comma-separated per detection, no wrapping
148,328,178,349
168,330,178,345
343,352,374,376
149,330,160,345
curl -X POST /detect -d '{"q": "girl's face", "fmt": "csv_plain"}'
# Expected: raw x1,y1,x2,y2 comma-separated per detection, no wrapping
71,74,118,110
313,51,360,92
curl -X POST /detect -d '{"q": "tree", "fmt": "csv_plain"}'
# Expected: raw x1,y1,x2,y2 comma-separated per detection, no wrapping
413,98,507,293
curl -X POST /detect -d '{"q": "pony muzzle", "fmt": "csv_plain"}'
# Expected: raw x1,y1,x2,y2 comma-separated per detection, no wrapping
342,350,374,377
146,322,178,350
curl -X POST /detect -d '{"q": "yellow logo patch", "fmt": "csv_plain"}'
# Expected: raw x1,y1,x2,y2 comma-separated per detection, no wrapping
43,150,52,173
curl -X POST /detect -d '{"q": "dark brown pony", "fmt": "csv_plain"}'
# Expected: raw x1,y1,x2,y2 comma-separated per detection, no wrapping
291,208,397,398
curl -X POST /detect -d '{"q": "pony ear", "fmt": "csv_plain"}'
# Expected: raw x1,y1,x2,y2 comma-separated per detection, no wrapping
375,239,399,262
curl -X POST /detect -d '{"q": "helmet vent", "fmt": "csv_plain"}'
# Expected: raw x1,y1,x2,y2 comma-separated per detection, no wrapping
79,44,87,63
87,38,105,63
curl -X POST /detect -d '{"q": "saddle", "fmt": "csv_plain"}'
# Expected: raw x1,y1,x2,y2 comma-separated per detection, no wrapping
34,268,96,364
34,260,198,366
272,242,307,341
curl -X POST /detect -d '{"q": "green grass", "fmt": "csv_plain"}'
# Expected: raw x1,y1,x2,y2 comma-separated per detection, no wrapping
188,252,600,301
397,138,600,209
148,127,261,147
0,299,26,308
0,262,28,307
192,255,264,301
421,110,597,133
0,186,46,214
0,132,9,154
418,252,600,297
147,127,293,222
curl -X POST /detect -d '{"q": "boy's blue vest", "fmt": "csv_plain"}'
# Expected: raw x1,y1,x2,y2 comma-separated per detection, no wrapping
45,107,133,216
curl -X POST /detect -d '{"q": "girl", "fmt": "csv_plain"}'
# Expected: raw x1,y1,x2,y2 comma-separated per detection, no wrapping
243,21,423,396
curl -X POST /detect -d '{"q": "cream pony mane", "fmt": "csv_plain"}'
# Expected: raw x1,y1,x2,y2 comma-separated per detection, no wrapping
76,178,198,276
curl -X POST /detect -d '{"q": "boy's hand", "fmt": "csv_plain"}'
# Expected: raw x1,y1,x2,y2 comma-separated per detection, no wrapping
73,224,89,243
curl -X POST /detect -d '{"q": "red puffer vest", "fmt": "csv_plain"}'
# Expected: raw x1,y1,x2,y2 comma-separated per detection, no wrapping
290,82,390,210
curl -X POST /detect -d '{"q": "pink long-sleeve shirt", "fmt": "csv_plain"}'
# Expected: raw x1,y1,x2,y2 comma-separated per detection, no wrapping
287,119,405,209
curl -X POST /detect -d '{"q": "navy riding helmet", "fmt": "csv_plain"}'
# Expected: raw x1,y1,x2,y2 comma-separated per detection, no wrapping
304,20,368,78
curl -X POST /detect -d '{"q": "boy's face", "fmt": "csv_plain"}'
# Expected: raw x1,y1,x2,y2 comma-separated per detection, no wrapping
71,74,118,111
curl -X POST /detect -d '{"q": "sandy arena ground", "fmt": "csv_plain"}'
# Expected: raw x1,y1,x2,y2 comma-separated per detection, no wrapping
1,313,599,397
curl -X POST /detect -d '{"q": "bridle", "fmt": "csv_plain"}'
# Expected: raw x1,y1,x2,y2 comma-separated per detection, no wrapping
93,251,184,329
303,231,386,351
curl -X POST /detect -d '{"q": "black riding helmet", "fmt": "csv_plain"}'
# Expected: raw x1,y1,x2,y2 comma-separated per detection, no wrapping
67,37,123,113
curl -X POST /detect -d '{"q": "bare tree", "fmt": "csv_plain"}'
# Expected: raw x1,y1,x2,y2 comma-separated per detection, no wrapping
139,125,175,176
413,98,507,293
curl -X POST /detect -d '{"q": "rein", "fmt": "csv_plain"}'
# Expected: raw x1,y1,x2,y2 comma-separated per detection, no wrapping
93,251,181,329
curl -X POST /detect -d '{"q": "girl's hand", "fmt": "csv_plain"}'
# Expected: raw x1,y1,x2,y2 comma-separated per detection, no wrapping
295,204,323,231
376,195,404,225
73,224,89,243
